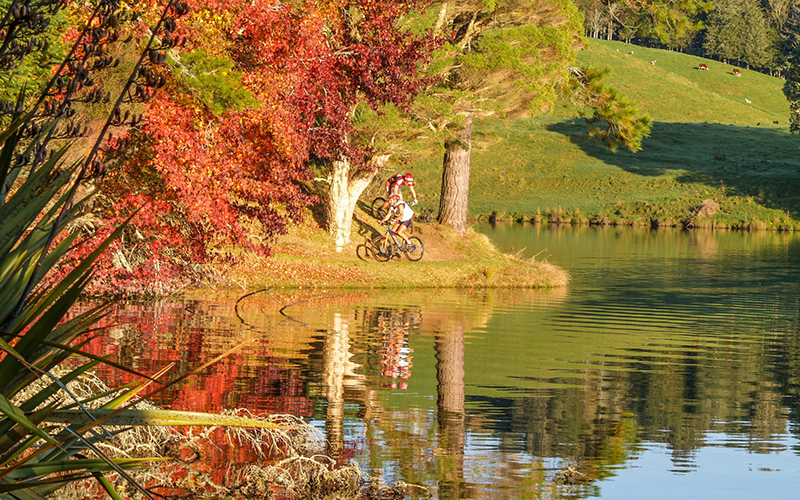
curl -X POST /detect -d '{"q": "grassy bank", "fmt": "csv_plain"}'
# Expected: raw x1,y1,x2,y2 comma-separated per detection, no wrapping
221,205,569,290
404,39,800,230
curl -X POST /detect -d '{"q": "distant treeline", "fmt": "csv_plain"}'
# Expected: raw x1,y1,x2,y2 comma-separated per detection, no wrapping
575,0,799,76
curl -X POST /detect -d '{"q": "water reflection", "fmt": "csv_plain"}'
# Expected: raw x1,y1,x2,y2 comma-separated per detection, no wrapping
79,226,800,499
436,327,466,498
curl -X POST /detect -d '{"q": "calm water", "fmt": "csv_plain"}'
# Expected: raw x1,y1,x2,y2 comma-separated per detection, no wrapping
93,224,800,499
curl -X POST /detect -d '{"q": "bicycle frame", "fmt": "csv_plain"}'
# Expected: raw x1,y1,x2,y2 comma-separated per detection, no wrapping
381,225,405,251
372,223,424,262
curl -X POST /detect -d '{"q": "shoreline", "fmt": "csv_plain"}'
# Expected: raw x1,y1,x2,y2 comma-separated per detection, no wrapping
214,217,571,293
469,212,800,231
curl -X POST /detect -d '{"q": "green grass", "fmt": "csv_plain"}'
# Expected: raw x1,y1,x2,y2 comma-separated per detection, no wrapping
406,39,800,230
223,210,570,290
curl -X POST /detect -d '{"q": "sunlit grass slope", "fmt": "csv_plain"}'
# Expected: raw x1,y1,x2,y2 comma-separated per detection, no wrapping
406,39,800,230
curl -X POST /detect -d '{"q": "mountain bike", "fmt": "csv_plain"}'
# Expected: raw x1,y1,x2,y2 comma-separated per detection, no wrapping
372,224,424,262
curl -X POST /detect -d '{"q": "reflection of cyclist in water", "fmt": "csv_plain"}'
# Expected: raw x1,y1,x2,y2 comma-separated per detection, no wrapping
375,309,421,389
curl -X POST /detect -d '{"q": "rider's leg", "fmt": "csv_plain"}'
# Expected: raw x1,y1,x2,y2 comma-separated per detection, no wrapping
397,224,411,245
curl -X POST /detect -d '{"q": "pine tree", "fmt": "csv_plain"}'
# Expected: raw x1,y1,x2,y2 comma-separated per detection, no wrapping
418,0,584,235
704,0,777,68
562,67,652,153
783,45,800,131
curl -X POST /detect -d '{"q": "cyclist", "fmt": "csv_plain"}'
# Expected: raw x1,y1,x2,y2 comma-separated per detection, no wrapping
379,172,418,215
380,194,414,247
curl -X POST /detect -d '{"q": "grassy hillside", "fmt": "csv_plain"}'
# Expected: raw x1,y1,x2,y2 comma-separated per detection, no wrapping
400,39,800,230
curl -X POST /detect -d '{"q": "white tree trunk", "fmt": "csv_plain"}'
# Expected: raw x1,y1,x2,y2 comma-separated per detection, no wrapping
434,1,449,33
327,155,389,252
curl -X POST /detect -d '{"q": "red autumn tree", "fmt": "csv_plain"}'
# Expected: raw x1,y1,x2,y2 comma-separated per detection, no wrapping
90,0,315,291
229,0,440,250
88,0,440,292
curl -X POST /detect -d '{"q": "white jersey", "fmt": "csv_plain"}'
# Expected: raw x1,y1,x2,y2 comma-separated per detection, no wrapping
393,202,414,222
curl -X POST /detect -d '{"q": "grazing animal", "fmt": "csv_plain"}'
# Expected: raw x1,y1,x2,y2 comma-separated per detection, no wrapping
745,98,751,103
733,68,741,76
651,60,656,65
698,63,709,71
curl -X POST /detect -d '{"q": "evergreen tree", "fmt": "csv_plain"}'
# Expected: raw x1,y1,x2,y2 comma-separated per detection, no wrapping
704,0,776,68
782,48,800,131
561,67,652,152
740,0,779,66
779,0,800,55
417,0,584,236
764,0,794,30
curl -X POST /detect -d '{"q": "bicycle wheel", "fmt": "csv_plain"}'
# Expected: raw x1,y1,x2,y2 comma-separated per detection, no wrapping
371,235,393,262
404,236,424,261
371,197,387,220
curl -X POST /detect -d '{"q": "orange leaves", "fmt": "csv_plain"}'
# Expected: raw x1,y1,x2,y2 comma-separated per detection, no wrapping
142,90,315,256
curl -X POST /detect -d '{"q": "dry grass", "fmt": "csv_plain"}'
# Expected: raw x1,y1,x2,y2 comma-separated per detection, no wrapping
32,371,424,500
213,205,570,293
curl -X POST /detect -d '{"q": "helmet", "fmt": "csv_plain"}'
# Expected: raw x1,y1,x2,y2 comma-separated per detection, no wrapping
404,172,414,184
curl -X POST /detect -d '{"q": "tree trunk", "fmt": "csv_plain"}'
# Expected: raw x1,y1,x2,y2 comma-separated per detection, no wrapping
438,116,472,236
435,328,465,418
327,155,388,252
458,12,479,49
434,1,449,34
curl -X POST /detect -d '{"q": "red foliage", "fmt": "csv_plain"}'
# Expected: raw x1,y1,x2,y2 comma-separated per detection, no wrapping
83,0,439,293
143,90,314,250
231,0,440,165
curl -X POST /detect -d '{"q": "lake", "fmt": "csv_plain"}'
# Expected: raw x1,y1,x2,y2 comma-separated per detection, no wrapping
89,224,800,499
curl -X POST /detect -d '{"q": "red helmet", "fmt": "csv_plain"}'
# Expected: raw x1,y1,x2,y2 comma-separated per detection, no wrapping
404,172,414,184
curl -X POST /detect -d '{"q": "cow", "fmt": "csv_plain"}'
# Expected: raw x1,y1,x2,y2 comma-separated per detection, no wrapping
698,63,709,71
733,68,741,76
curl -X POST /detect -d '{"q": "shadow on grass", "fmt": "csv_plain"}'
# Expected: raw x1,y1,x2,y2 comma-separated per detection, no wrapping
353,212,382,261
546,119,800,218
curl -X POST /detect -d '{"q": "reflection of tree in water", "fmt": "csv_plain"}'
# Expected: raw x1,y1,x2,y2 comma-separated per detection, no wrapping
71,299,316,416
496,379,634,482
436,327,466,499
769,288,800,444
